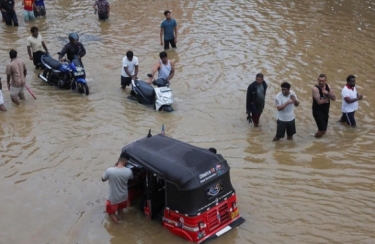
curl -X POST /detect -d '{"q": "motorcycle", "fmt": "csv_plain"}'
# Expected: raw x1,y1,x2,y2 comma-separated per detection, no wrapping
128,74,173,112
38,53,89,95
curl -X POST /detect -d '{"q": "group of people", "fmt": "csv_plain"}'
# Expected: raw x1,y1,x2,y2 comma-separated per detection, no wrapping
246,73,364,141
120,50,175,89
0,27,86,111
0,8,179,112
102,11,178,223
0,0,46,26
120,10,177,89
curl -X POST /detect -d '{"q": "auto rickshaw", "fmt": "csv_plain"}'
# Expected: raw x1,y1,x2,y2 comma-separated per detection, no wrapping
122,133,245,243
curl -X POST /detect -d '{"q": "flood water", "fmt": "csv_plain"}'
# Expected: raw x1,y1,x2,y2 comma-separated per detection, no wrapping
1,0,375,243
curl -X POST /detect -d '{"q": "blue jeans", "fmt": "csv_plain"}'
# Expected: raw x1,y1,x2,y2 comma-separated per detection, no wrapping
24,10,35,21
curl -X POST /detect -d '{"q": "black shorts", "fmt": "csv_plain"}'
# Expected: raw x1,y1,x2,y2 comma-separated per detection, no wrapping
313,113,329,131
121,76,131,87
164,39,176,49
340,112,356,127
276,119,296,138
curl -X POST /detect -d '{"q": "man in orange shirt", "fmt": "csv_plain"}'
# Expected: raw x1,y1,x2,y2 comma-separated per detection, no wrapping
23,0,35,21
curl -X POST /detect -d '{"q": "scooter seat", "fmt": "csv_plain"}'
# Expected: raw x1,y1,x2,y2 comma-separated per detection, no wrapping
42,56,61,70
135,80,154,97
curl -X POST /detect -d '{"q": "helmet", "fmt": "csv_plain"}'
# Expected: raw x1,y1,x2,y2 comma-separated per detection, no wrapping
68,32,79,42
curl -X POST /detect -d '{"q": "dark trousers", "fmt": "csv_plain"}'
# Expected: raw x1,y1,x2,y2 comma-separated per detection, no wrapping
2,11,18,26
252,113,261,125
313,112,329,131
33,51,45,67
98,11,108,20
164,39,176,49
340,112,356,127
34,6,46,17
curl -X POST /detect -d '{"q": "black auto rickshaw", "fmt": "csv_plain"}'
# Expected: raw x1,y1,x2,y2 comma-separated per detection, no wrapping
122,133,245,243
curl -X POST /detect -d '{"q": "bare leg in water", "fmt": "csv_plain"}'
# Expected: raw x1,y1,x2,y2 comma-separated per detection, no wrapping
315,131,326,138
0,104,6,111
11,97,20,105
109,213,120,224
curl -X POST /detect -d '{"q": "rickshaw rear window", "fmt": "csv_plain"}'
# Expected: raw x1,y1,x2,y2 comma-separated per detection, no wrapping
206,180,224,200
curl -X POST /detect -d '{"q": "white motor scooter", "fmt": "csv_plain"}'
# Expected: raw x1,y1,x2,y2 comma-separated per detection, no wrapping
128,74,174,112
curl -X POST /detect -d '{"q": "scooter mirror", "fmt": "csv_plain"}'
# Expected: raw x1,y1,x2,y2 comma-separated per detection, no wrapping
147,74,153,78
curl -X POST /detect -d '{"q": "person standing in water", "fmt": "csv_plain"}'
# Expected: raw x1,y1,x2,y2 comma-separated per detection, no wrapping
121,50,138,89
0,0,18,26
6,49,27,106
93,0,110,20
246,73,268,127
312,74,336,138
148,51,175,83
273,82,299,141
27,26,49,69
102,152,134,224
160,10,177,49
338,75,363,127
34,0,46,18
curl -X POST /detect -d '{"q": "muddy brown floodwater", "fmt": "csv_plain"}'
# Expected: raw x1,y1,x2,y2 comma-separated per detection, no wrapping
1,0,375,243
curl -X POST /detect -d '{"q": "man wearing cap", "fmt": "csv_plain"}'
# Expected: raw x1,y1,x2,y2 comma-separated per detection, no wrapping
102,152,134,224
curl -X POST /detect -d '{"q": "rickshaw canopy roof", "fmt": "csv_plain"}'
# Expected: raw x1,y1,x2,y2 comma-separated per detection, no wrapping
122,134,230,190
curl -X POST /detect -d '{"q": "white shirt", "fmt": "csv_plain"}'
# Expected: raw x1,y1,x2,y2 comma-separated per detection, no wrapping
27,34,43,53
275,90,297,121
341,85,358,113
0,90,4,105
121,56,139,77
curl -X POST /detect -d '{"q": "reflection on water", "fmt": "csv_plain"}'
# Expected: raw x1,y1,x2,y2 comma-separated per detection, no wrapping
0,0,375,243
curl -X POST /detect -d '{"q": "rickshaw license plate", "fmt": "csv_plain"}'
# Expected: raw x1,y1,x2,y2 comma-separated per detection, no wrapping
231,209,239,219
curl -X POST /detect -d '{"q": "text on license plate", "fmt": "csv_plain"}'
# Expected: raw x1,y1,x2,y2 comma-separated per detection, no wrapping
74,72,84,76
160,87,171,92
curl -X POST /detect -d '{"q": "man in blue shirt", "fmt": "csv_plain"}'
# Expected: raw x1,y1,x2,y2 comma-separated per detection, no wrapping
160,10,177,50
34,0,46,18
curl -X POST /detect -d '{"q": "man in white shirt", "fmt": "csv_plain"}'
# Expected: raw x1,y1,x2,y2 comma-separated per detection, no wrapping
338,75,363,127
273,82,300,141
27,26,49,69
121,51,138,89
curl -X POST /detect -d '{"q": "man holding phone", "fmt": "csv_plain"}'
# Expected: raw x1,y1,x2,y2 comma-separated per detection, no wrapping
273,82,299,141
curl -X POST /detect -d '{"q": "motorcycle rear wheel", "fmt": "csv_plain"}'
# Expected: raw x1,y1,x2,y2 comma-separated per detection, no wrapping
77,83,89,95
